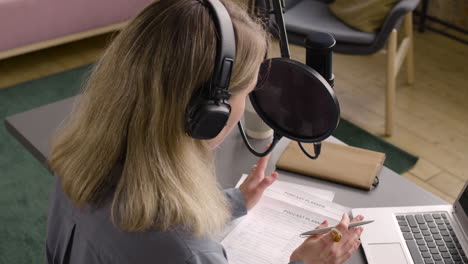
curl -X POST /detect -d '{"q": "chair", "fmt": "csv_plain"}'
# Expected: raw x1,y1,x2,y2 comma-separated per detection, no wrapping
278,0,420,136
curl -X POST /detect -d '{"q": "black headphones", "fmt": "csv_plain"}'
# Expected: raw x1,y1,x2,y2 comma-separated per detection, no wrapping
185,0,236,140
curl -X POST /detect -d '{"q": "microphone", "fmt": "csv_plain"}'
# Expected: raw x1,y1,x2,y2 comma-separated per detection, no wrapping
305,32,336,87
299,32,338,159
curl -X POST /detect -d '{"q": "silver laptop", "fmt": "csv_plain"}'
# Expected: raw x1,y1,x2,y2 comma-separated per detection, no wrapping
352,182,468,264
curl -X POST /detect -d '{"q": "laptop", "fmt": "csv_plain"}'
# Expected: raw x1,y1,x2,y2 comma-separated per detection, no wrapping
352,182,468,264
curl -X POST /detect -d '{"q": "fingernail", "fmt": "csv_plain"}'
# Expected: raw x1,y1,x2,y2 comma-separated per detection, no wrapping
322,220,327,224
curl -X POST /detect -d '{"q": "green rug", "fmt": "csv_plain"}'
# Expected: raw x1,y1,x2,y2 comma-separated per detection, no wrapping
0,65,90,264
0,65,418,264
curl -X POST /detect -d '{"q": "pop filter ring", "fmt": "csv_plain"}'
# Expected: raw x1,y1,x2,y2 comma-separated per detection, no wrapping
249,57,340,143
237,58,340,158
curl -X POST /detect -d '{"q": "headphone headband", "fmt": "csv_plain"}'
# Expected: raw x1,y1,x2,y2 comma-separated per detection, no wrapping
185,0,236,139
204,0,236,100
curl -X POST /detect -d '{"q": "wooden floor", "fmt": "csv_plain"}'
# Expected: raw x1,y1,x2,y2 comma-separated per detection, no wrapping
1,30,466,204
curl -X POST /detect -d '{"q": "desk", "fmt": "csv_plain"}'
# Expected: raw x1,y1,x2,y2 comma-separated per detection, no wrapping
5,96,447,263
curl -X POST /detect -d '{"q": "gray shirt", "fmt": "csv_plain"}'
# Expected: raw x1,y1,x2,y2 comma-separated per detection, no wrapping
46,174,305,264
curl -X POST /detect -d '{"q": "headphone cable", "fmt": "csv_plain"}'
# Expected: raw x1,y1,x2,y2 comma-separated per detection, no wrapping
237,121,282,157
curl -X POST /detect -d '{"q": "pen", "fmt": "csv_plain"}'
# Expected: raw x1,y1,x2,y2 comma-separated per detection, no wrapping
299,220,374,237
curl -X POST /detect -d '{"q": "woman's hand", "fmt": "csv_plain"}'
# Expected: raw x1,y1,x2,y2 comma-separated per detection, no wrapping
290,214,365,264
239,153,278,211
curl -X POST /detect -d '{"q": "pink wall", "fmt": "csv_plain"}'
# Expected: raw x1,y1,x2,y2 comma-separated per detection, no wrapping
0,0,153,52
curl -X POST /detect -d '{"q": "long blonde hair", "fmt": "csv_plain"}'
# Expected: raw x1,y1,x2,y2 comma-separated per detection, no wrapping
48,0,268,235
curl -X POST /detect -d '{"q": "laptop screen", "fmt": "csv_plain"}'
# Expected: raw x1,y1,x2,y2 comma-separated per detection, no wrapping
459,184,468,215
455,182,468,230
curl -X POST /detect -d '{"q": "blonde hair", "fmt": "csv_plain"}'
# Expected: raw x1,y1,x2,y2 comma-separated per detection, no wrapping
48,0,268,235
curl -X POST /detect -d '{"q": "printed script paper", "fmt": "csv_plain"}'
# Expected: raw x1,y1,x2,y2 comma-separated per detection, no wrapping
221,175,349,264
237,174,335,201
214,175,336,242
221,196,348,264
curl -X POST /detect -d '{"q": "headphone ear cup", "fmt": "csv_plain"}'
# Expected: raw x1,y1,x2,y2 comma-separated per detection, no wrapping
186,100,231,140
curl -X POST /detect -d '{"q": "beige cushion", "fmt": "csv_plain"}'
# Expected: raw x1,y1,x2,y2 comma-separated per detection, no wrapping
329,0,399,33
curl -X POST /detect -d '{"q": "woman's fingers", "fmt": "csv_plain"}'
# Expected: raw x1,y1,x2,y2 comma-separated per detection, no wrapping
313,220,329,232
292,218,362,264
350,214,364,223
258,171,278,190
239,149,278,211
317,220,328,229
255,144,272,173
330,225,363,263
335,213,351,234
248,151,272,184
304,220,329,240
352,227,364,240
255,153,271,174
337,240,360,264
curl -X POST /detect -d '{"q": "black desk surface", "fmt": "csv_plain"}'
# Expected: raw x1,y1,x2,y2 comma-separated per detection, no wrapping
5,96,447,263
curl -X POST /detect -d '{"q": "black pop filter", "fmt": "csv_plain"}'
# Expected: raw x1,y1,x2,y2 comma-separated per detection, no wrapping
250,58,340,143
238,0,340,159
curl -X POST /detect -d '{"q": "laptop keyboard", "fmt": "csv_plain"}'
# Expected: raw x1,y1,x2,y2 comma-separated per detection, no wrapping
396,213,468,264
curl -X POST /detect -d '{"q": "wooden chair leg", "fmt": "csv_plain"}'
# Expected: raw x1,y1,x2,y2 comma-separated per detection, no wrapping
386,29,397,136
405,13,414,84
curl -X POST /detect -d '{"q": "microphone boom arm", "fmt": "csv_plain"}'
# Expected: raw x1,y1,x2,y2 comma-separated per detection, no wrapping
272,0,290,59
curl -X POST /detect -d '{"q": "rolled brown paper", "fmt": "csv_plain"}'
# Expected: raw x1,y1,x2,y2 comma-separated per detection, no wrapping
276,141,386,190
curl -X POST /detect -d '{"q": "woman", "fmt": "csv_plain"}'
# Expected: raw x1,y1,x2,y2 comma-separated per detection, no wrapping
46,0,364,263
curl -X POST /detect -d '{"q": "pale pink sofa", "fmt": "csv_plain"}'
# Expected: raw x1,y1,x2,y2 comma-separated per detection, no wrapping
0,0,153,59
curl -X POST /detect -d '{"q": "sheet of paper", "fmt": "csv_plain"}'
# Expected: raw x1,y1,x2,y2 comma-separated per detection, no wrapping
264,186,349,221
213,216,246,243
237,174,335,201
221,196,345,264
215,174,342,242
